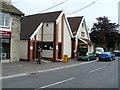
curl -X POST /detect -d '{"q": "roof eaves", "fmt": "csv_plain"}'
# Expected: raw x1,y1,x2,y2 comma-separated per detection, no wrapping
56,11,64,24
30,22,43,41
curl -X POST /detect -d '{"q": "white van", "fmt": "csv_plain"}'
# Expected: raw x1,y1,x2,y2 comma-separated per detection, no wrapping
96,47,104,56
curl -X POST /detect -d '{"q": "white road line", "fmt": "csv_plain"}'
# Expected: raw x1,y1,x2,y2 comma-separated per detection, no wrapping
4,65,23,68
41,60,51,63
37,60,98,73
1,60,97,80
112,62,117,65
0,73,29,80
89,66,107,73
36,77,75,89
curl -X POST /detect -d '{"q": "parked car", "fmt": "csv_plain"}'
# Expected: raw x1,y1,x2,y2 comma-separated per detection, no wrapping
98,52,115,61
96,47,104,56
78,52,97,61
113,50,120,56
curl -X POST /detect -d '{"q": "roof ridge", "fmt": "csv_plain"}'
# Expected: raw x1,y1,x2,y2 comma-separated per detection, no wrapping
25,10,63,17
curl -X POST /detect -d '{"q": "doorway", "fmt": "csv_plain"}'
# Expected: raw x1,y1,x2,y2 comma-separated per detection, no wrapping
58,44,62,59
36,43,41,58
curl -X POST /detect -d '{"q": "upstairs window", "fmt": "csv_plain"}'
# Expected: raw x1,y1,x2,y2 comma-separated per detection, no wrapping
0,12,10,27
81,32,85,37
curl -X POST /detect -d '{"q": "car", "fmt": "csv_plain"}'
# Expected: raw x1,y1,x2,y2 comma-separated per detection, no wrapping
113,50,120,56
96,47,104,57
78,52,97,61
98,52,115,61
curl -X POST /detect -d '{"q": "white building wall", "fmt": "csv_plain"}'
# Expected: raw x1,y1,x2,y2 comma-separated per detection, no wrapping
43,23,54,42
42,50,53,58
78,20,89,39
36,28,42,41
42,22,54,58
63,19,72,58
19,40,28,60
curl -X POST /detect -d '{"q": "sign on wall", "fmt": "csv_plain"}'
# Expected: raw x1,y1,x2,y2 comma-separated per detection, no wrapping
0,30,11,38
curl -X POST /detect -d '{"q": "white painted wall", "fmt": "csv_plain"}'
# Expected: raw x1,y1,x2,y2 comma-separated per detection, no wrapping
36,27,42,41
41,23,54,58
63,19,72,58
19,40,28,60
43,23,54,42
78,20,89,39
42,50,53,58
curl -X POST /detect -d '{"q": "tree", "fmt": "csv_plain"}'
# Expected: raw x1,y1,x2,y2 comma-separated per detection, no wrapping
90,16,119,49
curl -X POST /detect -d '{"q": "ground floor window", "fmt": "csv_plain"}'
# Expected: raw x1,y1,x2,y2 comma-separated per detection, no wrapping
0,38,10,60
42,42,53,50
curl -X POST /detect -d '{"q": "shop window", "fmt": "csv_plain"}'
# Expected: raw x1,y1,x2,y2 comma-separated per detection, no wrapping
0,12,10,27
42,42,53,50
0,38,10,59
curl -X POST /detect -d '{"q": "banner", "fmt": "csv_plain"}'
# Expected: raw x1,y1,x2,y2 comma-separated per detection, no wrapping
0,30,11,38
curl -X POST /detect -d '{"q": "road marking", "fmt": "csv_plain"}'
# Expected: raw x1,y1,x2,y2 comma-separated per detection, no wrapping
3,65,23,68
41,60,51,63
37,60,98,73
89,66,107,73
35,77,75,89
112,62,117,65
1,60,97,80
0,73,29,80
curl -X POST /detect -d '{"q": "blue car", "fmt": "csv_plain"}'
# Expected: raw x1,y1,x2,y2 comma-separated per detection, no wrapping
98,52,115,61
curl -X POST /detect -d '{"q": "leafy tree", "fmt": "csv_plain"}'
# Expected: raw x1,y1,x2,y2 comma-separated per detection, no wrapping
90,16,119,49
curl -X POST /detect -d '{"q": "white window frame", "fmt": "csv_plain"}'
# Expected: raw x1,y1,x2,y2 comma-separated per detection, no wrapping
0,12,10,28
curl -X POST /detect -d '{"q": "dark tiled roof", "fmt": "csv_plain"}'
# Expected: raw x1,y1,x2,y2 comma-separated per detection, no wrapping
20,11,62,40
81,38,94,46
0,2,24,15
67,17,83,36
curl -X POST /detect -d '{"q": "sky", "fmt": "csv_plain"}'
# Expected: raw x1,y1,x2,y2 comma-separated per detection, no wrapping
12,0,119,29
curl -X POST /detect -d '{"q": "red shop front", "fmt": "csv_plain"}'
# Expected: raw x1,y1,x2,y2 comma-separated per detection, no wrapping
0,30,11,61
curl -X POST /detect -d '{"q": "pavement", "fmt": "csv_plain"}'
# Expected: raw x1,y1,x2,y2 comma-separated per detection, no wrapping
1,58,83,77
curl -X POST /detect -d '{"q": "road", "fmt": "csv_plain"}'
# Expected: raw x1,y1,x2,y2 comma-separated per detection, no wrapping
2,57,119,89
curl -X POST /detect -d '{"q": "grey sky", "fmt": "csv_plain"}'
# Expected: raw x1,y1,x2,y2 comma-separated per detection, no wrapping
12,0,119,29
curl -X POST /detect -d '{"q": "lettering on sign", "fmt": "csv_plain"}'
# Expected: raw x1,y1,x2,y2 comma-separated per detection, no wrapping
0,30,11,38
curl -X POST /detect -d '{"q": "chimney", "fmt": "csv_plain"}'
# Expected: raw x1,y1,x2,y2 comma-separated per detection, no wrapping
0,0,11,4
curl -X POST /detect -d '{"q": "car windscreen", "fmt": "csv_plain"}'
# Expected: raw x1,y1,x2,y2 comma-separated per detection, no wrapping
113,50,120,52
96,49,103,52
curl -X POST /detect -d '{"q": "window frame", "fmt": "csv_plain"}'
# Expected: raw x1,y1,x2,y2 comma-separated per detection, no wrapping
0,12,10,28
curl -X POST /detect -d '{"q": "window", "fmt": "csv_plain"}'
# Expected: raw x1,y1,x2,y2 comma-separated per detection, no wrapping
44,23,49,27
81,32,85,37
0,12,10,27
0,38,10,59
42,42,53,50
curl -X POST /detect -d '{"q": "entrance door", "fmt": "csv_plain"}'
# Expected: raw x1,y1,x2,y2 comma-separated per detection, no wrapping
36,43,41,58
58,44,61,59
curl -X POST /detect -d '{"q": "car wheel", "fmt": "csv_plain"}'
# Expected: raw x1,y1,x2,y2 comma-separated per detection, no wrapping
110,58,112,61
88,58,90,61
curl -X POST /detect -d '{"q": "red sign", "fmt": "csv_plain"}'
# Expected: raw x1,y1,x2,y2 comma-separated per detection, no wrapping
0,30,11,38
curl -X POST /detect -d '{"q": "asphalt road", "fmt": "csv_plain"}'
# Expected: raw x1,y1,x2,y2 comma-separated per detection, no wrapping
2,57,119,89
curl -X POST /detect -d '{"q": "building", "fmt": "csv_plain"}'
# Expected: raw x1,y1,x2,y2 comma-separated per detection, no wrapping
0,1,24,63
67,16,94,58
118,1,120,33
20,11,73,62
